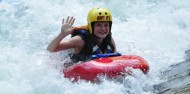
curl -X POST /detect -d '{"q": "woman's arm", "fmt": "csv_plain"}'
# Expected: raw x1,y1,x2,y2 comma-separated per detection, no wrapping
47,32,68,52
47,16,75,52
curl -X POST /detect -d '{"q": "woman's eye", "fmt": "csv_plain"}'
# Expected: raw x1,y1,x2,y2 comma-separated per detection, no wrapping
96,24,102,27
95,23,109,27
104,24,109,27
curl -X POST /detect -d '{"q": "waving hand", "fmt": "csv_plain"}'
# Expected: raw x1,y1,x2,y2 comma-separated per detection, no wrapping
61,16,75,35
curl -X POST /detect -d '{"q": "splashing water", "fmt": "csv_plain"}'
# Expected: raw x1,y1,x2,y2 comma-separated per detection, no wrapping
1,0,190,94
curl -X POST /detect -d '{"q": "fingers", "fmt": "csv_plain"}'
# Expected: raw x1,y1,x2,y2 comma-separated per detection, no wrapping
70,17,75,26
66,16,69,23
65,16,75,25
61,16,75,34
62,18,64,24
68,16,73,23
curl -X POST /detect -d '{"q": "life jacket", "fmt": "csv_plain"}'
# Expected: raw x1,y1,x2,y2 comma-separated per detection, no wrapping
92,45,113,54
69,25,114,62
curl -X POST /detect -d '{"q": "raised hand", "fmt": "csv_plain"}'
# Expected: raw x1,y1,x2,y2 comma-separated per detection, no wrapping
61,16,75,35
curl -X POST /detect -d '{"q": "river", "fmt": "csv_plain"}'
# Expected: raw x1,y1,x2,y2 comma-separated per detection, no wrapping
0,0,190,94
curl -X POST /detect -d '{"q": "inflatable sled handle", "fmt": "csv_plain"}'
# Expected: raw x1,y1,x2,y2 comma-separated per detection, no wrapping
90,52,122,59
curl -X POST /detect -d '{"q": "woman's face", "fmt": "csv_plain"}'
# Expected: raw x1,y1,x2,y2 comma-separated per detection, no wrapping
93,22,110,39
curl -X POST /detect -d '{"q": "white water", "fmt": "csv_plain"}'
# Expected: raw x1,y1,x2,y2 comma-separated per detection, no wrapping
0,0,190,94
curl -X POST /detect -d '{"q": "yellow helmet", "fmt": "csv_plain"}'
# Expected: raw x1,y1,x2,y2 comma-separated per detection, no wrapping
87,8,112,34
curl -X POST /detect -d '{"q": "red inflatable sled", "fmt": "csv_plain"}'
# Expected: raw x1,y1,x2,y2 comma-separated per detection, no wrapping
63,54,149,82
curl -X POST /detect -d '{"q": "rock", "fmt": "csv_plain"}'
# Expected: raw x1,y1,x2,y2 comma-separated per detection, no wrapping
154,50,190,94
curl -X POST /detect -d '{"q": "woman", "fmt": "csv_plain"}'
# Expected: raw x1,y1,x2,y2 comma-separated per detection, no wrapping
47,8,117,63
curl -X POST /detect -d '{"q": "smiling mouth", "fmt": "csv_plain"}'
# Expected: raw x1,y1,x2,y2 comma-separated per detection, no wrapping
98,31,108,34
